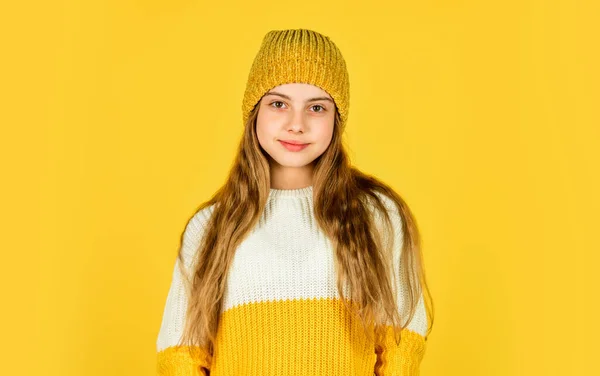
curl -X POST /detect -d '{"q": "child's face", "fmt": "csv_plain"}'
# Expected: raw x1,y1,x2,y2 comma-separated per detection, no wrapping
256,83,336,171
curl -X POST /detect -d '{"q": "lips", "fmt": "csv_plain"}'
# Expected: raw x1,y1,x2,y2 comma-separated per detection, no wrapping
279,139,308,145
279,140,310,151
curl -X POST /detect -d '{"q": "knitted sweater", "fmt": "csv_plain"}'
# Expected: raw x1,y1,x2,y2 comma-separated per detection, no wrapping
156,185,429,375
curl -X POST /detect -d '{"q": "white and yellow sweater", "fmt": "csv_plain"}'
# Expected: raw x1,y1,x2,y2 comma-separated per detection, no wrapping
156,185,429,375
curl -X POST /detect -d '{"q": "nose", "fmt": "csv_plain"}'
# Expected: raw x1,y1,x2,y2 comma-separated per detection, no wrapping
287,110,305,133
288,124,303,133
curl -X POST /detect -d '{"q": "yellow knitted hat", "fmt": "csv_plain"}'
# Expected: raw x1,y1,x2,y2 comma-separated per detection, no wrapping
242,28,350,130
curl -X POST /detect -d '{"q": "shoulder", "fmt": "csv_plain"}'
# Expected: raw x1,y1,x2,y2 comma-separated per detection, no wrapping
372,191,400,214
368,191,402,226
183,203,216,242
367,190,405,247
180,203,217,264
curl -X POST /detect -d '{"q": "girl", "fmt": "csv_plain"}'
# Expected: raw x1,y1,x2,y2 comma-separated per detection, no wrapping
156,28,434,375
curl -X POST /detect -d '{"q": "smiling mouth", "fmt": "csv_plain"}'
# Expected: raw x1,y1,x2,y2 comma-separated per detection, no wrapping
279,139,308,145
279,140,310,151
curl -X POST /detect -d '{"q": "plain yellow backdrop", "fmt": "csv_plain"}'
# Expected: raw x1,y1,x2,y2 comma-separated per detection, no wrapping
1,0,598,375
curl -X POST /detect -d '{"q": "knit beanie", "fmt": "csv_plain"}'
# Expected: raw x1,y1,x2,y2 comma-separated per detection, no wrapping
241,28,350,131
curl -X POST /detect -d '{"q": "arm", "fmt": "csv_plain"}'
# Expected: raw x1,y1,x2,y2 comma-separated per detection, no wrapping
156,209,213,376
374,297,428,376
373,194,429,376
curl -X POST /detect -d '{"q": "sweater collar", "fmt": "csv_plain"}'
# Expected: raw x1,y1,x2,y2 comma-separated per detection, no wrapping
268,185,313,199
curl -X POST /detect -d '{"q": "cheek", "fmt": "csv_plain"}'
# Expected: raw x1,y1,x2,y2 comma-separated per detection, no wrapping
256,115,278,145
314,120,335,144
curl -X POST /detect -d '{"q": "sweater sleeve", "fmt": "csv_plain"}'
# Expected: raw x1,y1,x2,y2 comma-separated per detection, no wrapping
373,194,429,376
374,299,428,375
156,208,213,376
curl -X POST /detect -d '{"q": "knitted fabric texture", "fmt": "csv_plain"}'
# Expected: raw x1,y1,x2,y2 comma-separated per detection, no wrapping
241,28,350,131
156,186,429,375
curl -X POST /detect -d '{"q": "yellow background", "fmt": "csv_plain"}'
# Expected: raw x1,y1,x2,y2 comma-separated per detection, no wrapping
1,0,598,374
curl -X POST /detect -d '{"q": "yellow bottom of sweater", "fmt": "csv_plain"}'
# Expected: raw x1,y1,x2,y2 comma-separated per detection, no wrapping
157,297,426,376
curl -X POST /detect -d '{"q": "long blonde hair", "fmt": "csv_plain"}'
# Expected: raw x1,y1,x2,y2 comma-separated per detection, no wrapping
178,102,434,362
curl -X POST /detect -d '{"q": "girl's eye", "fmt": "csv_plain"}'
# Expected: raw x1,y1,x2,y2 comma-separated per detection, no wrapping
269,101,325,113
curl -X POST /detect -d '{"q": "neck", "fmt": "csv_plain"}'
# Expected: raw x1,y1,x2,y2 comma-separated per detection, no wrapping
269,160,314,190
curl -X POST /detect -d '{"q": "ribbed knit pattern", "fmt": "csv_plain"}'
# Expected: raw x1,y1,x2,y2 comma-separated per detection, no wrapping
241,29,350,130
156,186,428,375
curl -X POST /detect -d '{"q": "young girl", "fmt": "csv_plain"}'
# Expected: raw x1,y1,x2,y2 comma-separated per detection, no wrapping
156,28,434,376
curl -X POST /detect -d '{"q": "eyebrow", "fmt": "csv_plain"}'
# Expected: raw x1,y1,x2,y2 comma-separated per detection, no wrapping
265,91,334,103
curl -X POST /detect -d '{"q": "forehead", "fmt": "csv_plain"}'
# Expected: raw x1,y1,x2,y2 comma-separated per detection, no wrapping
268,83,332,99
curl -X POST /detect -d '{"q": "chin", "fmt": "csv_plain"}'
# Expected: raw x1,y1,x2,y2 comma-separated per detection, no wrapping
272,155,316,168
